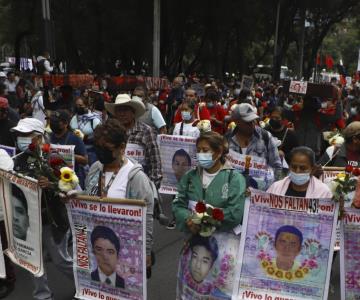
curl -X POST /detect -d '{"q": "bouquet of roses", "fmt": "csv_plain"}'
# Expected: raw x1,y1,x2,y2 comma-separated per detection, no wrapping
191,201,224,237
27,143,79,193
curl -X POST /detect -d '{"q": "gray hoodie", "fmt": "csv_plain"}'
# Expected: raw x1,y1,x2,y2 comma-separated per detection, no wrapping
85,159,154,255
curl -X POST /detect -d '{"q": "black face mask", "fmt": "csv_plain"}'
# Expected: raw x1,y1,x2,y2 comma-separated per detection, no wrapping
269,119,282,130
75,107,86,115
94,146,116,165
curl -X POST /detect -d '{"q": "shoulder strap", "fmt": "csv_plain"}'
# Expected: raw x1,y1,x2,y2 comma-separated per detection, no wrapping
261,129,270,153
180,122,184,136
281,128,289,145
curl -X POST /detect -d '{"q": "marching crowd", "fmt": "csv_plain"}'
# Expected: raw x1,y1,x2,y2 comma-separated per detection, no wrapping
0,69,359,299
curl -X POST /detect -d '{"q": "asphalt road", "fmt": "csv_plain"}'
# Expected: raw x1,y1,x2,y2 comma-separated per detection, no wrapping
5,196,341,300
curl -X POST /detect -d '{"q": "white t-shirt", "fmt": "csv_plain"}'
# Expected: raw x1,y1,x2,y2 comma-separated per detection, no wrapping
202,169,220,188
173,122,200,138
151,105,166,129
105,160,134,198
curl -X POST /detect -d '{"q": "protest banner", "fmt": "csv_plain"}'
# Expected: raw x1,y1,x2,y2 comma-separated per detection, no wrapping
241,75,254,91
0,145,16,157
66,195,146,300
50,144,75,169
340,207,360,300
227,149,274,190
176,232,241,300
157,135,197,194
0,169,43,276
125,143,146,167
233,189,338,300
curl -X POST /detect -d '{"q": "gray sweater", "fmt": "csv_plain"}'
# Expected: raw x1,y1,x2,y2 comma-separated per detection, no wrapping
85,160,154,255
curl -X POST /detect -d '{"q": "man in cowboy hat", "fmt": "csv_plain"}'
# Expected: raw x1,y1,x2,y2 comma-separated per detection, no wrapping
105,94,162,187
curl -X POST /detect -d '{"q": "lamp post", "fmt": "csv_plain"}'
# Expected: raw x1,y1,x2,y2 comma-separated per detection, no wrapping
153,0,161,77
272,0,281,81
41,0,53,57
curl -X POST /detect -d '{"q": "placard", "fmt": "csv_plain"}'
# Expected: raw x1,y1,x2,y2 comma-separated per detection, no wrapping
50,144,75,169
0,169,43,276
0,145,16,157
289,81,308,94
157,135,197,194
66,196,146,300
233,189,338,300
340,207,360,300
125,143,146,167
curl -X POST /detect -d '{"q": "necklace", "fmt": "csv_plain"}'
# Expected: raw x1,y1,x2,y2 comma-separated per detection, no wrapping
99,159,124,197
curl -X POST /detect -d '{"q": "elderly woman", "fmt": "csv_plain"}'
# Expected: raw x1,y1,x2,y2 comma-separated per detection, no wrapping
173,131,246,233
267,146,332,198
84,119,154,271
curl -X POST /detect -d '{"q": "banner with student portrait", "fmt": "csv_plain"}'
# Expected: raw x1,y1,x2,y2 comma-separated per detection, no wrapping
0,169,43,276
66,196,146,300
340,207,360,300
50,144,75,170
125,143,146,167
176,232,241,300
233,189,338,300
157,135,197,194
227,149,275,190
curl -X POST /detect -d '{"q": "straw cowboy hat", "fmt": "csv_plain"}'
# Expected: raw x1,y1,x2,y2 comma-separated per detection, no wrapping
105,94,145,119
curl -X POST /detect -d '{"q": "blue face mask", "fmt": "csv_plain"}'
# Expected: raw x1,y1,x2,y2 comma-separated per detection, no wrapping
289,171,310,186
181,111,192,121
196,152,215,169
16,136,33,152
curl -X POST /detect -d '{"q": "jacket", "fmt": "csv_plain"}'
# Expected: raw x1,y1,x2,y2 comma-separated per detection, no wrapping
85,160,154,255
172,162,246,233
267,176,333,198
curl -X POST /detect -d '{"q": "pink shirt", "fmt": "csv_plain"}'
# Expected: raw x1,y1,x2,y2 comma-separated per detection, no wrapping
267,176,333,198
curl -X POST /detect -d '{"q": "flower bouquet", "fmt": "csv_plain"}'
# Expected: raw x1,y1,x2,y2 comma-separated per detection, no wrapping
191,201,224,237
329,165,359,217
27,142,79,194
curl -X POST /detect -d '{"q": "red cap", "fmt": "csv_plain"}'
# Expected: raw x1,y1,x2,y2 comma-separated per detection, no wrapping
0,97,9,109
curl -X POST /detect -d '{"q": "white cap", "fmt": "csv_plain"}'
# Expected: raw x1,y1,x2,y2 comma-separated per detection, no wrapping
11,118,45,134
231,103,259,122
0,72,6,78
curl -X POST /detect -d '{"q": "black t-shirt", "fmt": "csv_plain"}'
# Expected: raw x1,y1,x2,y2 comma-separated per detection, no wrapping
285,185,306,197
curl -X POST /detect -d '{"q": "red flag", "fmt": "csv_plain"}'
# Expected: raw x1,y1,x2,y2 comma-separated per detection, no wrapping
325,55,334,69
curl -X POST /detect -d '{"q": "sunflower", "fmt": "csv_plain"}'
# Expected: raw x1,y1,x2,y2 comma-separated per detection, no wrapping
285,272,293,280
275,270,283,278
302,267,309,274
60,167,74,182
267,267,275,275
262,261,269,268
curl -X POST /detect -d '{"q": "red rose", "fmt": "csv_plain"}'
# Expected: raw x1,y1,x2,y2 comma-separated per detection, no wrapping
212,208,224,221
28,142,36,152
353,168,360,176
345,165,354,173
195,201,206,213
49,157,63,167
42,144,51,153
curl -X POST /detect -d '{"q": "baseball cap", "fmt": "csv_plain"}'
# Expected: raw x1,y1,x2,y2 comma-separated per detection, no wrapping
231,103,259,122
11,118,45,134
0,97,9,109
50,110,71,123
343,121,360,139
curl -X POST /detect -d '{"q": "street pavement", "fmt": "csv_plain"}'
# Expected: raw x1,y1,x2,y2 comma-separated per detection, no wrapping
5,196,341,300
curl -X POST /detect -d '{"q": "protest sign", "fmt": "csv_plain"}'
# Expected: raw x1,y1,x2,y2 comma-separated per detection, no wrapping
125,143,146,167
50,144,75,169
227,149,274,190
340,207,360,300
176,232,240,300
241,75,254,91
66,195,146,300
157,135,197,194
0,169,43,276
289,81,308,94
0,145,16,157
233,189,338,300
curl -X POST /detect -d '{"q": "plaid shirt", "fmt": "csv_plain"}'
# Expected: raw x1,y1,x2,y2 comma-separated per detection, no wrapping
228,126,282,179
127,121,163,187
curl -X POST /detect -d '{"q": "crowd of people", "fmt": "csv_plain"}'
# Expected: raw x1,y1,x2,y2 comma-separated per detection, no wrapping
0,68,359,299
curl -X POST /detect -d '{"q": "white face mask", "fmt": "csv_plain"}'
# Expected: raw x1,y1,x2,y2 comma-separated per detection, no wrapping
351,107,358,116
16,136,33,152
